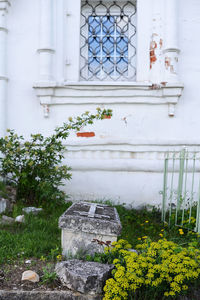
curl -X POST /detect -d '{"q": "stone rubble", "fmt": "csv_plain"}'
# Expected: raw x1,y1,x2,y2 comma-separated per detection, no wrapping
55,259,114,295
15,215,25,223
6,185,17,203
25,260,32,264
22,207,43,215
0,215,15,225
0,198,11,214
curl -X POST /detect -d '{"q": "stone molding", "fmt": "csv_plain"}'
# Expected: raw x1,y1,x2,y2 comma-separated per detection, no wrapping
33,81,183,117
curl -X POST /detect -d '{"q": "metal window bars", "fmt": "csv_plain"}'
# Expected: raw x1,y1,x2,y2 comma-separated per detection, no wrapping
161,148,200,233
80,0,137,81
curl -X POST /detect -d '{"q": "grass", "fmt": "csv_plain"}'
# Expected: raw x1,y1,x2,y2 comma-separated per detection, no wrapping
1,201,200,265
0,202,72,265
116,204,200,248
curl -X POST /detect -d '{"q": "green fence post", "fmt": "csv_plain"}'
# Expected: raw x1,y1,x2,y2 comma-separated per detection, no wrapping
175,148,186,225
162,152,169,222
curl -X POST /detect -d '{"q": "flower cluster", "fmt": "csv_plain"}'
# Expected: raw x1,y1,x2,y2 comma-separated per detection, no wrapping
103,239,200,299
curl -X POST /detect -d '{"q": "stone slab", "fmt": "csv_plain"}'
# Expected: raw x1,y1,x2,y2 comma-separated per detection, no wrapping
0,290,102,300
55,260,114,295
0,289,199,300
59,202,122,236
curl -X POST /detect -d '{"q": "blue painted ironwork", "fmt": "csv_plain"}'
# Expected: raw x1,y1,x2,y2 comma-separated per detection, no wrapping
80,1,136,81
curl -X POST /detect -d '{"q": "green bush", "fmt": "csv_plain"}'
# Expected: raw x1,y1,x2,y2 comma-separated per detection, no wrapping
0,108,112,207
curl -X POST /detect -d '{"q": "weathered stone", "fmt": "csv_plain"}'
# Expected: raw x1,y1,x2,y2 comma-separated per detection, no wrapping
0,215,15,225
6,185,17,203
59,202,121,256
0,198,11,214
55,260,114,295
22,207,43,215
0,290,102,300
21,270,40,283
15,215,25,223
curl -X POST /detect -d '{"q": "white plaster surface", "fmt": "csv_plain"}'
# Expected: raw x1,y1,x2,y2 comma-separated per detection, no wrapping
1,0,200,206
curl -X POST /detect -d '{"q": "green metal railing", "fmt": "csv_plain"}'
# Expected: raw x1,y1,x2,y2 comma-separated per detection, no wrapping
161,149,200,232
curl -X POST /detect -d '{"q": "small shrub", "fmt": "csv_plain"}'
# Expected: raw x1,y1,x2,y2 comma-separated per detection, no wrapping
0,108,112,207
103,239,200,300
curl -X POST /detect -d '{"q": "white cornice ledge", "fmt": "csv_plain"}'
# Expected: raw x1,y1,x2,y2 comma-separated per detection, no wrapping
33,81,184,117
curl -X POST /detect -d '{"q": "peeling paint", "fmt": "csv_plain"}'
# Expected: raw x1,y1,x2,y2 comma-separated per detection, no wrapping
159,38,163,49
165,57,171,69
150,33,163,70
165,56,176,74
121,115,132,126
150,83,162,90
150,40,157,69
43,104,49,118
175,57,178,63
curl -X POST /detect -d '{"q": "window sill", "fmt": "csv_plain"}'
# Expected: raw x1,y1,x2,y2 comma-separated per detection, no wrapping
33,81,184,117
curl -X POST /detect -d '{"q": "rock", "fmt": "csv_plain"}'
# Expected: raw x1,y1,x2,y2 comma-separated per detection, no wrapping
0,215,15,225
21,270,39,283
15,215,25,223
25,259,32,264
0,269,4,282
55,259,114,295
22,207,43,215
0,198,11,214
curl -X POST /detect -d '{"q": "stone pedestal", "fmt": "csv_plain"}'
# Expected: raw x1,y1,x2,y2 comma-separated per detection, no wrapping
59,202,122,256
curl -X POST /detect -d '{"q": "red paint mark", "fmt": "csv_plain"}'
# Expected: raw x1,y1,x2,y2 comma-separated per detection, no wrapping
76,132,95,138
161,81,167,87
159,38,163,49
150,41,157,69
102,115,111,119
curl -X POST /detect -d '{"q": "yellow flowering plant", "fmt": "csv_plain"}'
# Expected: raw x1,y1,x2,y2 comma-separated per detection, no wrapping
103,239,200,299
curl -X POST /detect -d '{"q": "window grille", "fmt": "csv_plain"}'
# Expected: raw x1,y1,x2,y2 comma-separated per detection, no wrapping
80,1,137,81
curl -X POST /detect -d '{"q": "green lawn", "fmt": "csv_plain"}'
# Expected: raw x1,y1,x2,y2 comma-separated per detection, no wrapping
1,202,199,265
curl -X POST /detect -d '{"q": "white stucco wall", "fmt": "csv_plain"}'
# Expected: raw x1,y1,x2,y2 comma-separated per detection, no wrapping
1,0,200,206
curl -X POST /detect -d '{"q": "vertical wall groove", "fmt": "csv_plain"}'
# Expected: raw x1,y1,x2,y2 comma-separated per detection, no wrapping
0,0,10,137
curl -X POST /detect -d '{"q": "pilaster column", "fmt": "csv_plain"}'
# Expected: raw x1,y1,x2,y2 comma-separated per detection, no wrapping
149,0,164,83
38,0,54,82
163,0,180,83
0,0,10,137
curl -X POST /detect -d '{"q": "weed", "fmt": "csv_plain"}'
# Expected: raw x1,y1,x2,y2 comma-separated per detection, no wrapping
41,264,57,286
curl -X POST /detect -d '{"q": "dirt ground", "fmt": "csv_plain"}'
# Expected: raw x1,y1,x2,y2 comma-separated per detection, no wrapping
0,258,68,291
